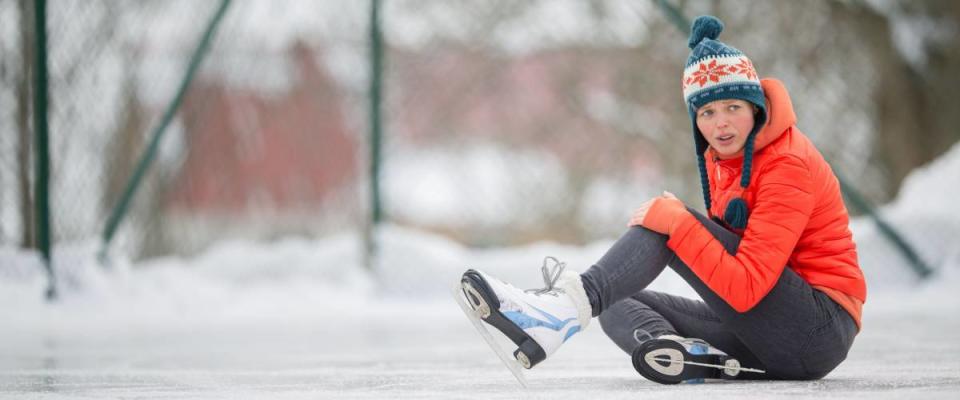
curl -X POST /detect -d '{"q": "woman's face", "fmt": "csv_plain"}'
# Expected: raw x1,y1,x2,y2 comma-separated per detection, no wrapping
695,99,756,157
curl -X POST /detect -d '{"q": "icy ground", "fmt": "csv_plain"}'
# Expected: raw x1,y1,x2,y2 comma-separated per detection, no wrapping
2,146,960,398
0,282,958,399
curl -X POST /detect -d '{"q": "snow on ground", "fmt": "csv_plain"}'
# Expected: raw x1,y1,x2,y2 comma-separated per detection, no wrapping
2,144,960,398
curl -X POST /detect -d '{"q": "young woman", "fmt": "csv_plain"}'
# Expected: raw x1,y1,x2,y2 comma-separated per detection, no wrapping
458,15,866,383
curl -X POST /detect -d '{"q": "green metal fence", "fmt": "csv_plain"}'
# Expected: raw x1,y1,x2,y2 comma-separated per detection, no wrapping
100,0,232,263
2,0,955,297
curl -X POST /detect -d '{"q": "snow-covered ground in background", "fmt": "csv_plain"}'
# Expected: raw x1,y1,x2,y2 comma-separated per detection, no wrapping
2,143,960,398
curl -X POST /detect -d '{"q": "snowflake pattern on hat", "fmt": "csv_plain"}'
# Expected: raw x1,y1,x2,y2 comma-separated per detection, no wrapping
682,55,760,100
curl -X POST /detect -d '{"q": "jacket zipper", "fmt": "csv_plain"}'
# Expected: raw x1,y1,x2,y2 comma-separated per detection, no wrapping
714,154,721,182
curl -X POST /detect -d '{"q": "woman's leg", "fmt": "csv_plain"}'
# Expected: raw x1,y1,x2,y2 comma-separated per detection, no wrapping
581,209,857,379
580,225,675,318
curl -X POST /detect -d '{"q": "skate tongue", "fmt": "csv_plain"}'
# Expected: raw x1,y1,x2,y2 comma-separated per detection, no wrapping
556,270,592,330
658,335,706,346
658,334,686,341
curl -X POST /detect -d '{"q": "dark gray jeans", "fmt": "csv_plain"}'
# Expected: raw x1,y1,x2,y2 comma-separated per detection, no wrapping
581,210,858,380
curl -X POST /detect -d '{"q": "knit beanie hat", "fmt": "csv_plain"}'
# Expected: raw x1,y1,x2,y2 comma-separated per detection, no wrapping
682,15,767,229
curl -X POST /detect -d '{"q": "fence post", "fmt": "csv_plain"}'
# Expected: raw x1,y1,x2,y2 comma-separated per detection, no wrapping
364,0,385,271
33,0,56,300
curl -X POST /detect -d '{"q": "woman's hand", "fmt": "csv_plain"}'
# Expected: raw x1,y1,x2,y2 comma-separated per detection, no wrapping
628,191,678,227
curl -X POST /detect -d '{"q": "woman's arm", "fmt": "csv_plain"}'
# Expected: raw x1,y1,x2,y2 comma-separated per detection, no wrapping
640,154,815,312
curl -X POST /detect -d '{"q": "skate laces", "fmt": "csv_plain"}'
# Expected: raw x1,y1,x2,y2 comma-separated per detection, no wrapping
678,337,710,347
525,256,566,296
636,332,710,348
633,329,654,344
661,335,713,351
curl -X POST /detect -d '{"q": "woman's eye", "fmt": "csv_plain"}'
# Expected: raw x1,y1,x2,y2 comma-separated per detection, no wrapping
728,104,740,111
700,110,713,117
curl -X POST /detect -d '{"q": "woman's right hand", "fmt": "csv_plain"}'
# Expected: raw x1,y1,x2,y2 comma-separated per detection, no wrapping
628,198,657,227
628,191,679,228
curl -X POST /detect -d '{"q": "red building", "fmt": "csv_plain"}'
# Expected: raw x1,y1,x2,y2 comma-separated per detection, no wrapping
168,42,357,215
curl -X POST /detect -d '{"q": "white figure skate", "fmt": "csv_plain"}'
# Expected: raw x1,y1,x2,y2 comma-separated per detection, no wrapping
453,257,592,386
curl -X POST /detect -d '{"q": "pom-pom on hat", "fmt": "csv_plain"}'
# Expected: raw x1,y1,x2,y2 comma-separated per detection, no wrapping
683,16,767,229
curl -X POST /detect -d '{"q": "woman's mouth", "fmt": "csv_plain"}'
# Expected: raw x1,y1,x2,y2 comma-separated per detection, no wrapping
716,134,735,145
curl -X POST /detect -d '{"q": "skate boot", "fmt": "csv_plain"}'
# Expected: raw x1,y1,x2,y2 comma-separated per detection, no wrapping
632,334,764,384
458,257,593,370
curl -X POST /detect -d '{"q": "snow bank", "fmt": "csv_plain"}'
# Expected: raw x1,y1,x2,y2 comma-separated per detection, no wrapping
851,141,960,287
2,143,959,332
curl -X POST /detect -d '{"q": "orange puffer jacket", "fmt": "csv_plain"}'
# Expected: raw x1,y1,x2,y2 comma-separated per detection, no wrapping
643,78,866,329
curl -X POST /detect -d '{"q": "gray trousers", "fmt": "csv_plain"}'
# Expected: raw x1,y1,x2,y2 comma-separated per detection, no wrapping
580,210,858,380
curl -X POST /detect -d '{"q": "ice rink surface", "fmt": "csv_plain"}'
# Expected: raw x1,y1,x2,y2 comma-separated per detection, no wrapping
1,294,957,400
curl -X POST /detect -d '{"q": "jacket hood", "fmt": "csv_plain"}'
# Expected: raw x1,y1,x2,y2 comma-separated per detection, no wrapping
753,78,796,152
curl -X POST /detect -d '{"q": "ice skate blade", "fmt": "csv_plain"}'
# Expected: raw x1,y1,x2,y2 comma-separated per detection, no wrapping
633,338,765,384
451,283,528,388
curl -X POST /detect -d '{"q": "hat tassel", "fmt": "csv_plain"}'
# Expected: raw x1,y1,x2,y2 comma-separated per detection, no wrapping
724,197,749,229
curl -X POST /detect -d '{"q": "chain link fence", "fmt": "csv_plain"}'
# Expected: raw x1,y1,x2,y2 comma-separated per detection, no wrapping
1,0,371,260
1,0,956,283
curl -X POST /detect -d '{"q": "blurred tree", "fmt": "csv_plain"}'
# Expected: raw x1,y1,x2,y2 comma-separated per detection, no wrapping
387,0,960,245
832,0,960,198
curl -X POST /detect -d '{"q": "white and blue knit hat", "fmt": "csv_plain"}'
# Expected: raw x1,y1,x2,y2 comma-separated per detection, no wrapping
683,16,767,229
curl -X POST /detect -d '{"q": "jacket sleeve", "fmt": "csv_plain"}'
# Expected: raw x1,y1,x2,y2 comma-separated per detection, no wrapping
644,154,815,312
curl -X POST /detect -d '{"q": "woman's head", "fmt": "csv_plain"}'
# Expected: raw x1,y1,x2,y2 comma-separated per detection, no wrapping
682,15,767,229
682,15,766,153
695,99,759,157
